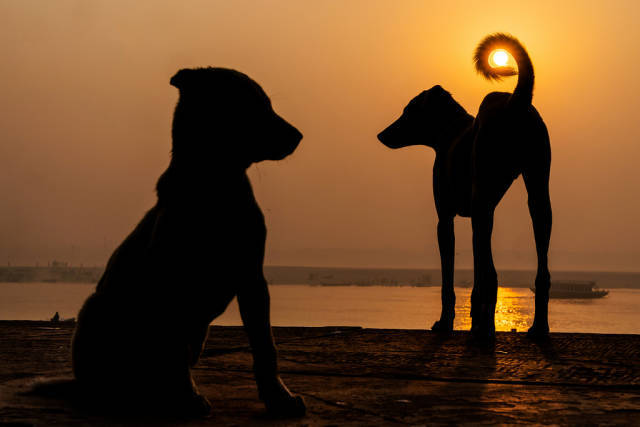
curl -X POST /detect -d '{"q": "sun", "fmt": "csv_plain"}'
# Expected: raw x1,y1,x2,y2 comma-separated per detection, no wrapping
492,49,509,67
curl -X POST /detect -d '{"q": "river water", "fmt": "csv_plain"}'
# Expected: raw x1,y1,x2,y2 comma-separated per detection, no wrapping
1,283,638,334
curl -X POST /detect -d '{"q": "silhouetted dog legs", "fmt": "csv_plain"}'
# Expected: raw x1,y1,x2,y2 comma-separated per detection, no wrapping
432,216,456,332
470,178,512,339
470,207,498,338
237,277,305,417
523,167,552,338
160,340,212,415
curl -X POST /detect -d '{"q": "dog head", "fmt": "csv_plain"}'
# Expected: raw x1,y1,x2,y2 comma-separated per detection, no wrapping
170,68,302,168
378,85,470,150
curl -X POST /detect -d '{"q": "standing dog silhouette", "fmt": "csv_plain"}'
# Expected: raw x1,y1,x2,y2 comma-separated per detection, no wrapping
378,33,552,339
71,68,306,417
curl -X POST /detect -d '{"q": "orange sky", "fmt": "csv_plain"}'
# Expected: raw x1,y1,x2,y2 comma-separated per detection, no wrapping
1,1,639,271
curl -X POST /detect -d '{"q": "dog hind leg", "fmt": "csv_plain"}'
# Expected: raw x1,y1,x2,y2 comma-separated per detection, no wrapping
471,206,498,339
523,166,552,338
148,327,212,416
470,176,512,340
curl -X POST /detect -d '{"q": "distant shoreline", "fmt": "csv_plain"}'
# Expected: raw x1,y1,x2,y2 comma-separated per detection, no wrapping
0,265,639,289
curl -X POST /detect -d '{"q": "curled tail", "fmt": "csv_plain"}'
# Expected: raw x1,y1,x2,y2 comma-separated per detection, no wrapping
473,33,534,106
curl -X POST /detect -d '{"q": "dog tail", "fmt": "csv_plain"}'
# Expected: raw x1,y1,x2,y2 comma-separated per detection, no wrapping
473,33,534,106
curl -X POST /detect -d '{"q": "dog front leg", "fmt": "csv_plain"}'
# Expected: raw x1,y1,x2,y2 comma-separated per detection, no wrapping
237,277,305,417
432,217,456,332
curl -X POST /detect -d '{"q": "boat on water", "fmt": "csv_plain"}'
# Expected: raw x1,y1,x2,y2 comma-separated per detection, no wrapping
530,280,609,299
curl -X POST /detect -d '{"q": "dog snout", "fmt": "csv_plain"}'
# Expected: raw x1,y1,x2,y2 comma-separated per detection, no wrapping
291,126,303,145
279,115,302,149
285,120,303,147
377,128,390,145
378,120,403,149
262,114,302,161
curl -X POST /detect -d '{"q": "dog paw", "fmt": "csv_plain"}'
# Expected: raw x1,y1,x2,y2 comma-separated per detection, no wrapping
527,322,550,340
258,376,306,418
470,320,496,342
264,393,306,418
175,393,212,418
431,319,453,334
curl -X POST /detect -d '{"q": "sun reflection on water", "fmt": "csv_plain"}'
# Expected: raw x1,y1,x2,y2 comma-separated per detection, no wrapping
453,287,535,332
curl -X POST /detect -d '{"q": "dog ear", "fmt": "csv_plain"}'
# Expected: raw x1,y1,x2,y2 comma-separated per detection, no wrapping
431,85,450,96
170,69,194,90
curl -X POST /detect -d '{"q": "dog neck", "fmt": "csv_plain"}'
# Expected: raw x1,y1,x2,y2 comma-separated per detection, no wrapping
155,159,252,203
433,113,474,154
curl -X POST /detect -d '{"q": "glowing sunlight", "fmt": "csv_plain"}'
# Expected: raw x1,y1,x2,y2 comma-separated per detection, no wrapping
491,49,509,67
454,287,534,332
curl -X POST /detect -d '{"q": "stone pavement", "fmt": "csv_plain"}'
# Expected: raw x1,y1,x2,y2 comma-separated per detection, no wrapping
1,321,639,425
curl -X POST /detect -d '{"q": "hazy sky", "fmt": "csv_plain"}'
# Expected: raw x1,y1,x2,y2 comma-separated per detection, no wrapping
1,1,639,271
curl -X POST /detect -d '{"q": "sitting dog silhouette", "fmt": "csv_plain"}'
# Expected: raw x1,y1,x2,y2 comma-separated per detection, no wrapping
378,34,552,339
71,68,306,416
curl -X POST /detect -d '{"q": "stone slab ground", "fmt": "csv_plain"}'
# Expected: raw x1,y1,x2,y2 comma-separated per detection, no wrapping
1,321,639,425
